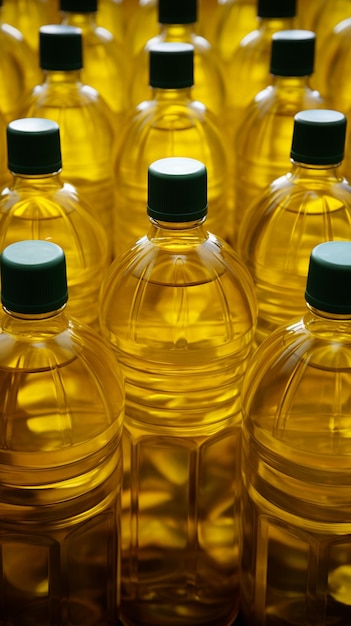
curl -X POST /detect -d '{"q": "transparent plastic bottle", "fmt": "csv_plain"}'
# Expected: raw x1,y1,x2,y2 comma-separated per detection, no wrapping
225,0,297,146
1,0,60,52
0,238,124,626
129,0,226,118
126,0,157,57
296,0,326,30
114,42,229,256
24,24,115,247
59,0,128,125
238,109,351,347
99,156,257,626
314,16,351,113
214,0,257,65
233,29,325,244
240,239,351,626
0,117,110,328
96,0,125,46
0,0,41,122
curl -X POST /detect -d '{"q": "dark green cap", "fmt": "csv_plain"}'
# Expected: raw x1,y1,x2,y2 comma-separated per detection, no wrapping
149,42,194,89
291,110,347,165
158,0,197,24
147,157,207,222
305,241,351,314
39,24,83,71
1,240,68,314
270,30,315,76
7,118,62,175
258,0,296,18
60,0,97,11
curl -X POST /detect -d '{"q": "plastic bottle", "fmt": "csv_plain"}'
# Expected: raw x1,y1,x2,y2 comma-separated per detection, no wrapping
126,0,158,57
24,24,115,248
0,0,41,123
238,109,351,347
233,29,325,244
1,0,60,52
59,0,128,125
114,42,229,256
0,117,110,328
240,239,351,626
296,0,326,30
225,0,297,146
96,0,125,46
99,156,257,626
0,238,124,626
313,0,351,97
129,0,226,118
214,0,257,65
314,16,351,113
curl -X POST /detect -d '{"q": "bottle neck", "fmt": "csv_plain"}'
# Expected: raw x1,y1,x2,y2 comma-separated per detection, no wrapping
151,86,193,102
147,216,208,246
258,16,296,33
60,11,96,31
43,69,82,85
158,23,195,40
289,161,343,183
10,171,63,190
1,304,69,338
271,75,311,90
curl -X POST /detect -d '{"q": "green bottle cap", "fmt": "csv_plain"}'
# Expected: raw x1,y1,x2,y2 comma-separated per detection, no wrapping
147,157,207,222
158,0,197,24
290,109,347,165
60,0,97,11
39,24,83,71
258,0,296,18
7,118,62,175
1,241,68,314
305,241,351,314
149,42,194,89
270,30,315,76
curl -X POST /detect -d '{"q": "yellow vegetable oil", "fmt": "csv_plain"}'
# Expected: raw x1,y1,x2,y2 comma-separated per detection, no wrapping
59,0,128,127
96,0,126,47
214,0,257,65
233,29,325,244
0,0,41,122
99,157,257,626
240,240,351,626
114,42,229,256
129,0,226,118
1,0,60,52
24,24,115,249
315,16,351,114
0,239,124,626
296,0,326,30
225,0,297,147
126,0,157,57
0,117,109,328
238,109,351,347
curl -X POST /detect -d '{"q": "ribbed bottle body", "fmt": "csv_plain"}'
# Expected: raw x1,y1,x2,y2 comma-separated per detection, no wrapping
99,224,257,625
240,312,351,626
238,166,351,345
114,98,229,256
233,80,325,239
0,178,109,327
0,312,124,626
24,77,115,245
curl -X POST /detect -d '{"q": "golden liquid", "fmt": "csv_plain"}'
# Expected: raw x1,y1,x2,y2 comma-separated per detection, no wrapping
24,72,116,246
214,0,257,64
99,224,257,625
240,313,351,625
317,17,351,114
129,24,226,118
0,19,41,123
0,310,124,625
114,92,229,256
126,0,158,57
238,165,351,346
60,12,129,122
1,0,60,52
233,77,325,242
0,175,110,328
96,0,126,47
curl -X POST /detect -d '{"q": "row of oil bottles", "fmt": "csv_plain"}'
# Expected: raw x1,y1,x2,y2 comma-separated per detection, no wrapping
2,1,351,626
